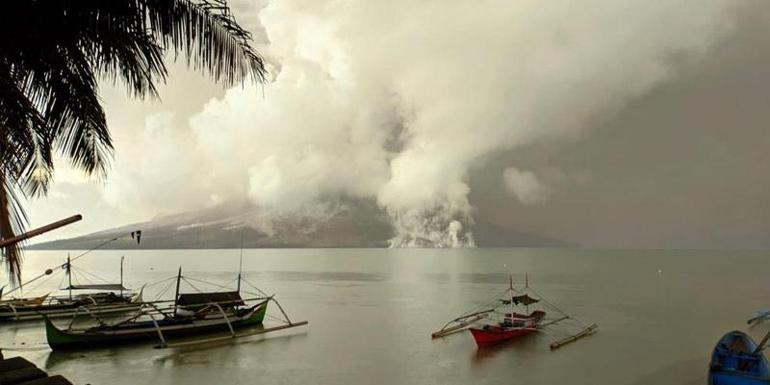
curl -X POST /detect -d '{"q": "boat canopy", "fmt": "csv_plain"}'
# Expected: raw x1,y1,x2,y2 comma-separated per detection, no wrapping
65,284,128,291
176,291,244,309
500,294,539,306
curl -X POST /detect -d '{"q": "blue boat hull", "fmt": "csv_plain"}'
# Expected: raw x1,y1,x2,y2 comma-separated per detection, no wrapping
709,331,770,385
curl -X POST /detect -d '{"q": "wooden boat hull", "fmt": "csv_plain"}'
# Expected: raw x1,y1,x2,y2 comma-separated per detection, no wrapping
469,310,545,347
0,294,49,307
470,326,537,346
0,302,141,322
45,301,268,350
709,331,770,385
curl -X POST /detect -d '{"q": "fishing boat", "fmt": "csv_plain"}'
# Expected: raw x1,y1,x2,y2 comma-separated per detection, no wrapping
0,215,79,310
45,297,268,350
469,309,546,346
45,267,307,350
0,215,146,321
0,254,144,322
0,289,142,322
709,330,770,385
432,274,597,349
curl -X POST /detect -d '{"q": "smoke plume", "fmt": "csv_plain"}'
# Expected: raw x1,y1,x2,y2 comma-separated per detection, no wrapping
97,0,736,247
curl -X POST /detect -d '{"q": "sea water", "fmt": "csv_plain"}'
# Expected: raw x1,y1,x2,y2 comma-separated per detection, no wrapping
1,248,768,385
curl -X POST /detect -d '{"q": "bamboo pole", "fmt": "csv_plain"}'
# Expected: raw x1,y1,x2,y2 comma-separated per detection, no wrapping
0,214,82,248
748,311,770,325
754,331,770,354
431,314,488,339
156,321,309,349
550,324,598,350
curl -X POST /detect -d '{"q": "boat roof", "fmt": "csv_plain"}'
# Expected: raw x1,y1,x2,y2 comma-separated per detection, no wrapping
64,284,129,291
176,291,244,308
501,294,539,306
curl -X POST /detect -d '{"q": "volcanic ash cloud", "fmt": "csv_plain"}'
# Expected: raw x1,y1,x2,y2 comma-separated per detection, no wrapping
170,0,736,246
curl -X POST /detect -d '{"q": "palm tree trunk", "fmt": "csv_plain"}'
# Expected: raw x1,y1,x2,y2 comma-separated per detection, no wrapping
0,171,21,284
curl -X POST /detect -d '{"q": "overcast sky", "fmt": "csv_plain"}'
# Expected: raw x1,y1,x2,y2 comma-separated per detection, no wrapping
24,0,770,248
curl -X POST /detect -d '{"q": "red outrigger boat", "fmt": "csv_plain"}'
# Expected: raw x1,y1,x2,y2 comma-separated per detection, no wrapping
432,274,597,350
469,310,546,346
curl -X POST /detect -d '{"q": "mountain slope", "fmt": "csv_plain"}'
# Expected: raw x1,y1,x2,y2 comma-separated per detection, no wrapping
30,199,570,249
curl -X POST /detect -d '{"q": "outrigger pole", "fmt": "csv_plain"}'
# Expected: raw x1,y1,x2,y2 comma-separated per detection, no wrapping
431,309,495,339
748,310,770,325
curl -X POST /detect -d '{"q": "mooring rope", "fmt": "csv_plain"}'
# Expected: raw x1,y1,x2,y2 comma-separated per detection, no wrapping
71,266,112,285
152,278,177,302
184,276,238,292
181,277,203,293
242,279,270,297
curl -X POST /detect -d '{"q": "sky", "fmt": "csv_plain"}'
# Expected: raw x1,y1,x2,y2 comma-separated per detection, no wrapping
23,0,770,248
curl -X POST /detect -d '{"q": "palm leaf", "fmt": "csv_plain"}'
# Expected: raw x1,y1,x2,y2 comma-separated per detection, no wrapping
0,0,266,283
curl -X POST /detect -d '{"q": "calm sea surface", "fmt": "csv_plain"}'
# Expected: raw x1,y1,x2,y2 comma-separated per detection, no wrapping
1,248,769,385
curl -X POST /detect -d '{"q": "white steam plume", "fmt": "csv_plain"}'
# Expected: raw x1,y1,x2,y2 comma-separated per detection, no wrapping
504,168,551,206
103,0,736,246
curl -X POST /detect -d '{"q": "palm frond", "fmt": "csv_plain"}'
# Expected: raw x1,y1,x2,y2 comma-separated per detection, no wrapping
0,0,266,279
143,0,266,85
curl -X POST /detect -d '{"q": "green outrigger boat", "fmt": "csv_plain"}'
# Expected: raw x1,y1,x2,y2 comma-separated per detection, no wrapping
44,298,268,350
44,267,307,351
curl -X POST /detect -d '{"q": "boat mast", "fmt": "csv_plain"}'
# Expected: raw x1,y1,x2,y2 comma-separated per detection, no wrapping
67,254,72,301
509,274,514,320
120,256,124,297
237,228,244,294
237,250,243,294
525,273,529,314
173,266,182,317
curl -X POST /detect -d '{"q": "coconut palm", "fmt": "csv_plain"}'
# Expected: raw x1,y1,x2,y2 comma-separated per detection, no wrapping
0,0,266,283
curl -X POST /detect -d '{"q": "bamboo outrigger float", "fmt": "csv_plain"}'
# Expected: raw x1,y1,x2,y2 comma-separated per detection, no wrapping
748,310,770,326
549,323,599,350
431,274,597,350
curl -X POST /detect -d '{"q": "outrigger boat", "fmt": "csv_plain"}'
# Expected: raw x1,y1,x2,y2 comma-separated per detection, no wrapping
469,309,546,346
708,330,770,385
432,274,597,349
44,267,307,350
0,255,144,322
